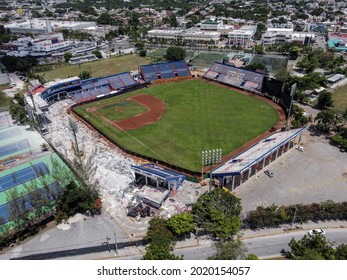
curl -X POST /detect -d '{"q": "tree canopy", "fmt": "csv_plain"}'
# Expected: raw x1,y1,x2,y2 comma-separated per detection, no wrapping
317,91,334,110
9,93,29,125
287,234,337,260
165,46,186,61
143,217,181,260
166,212,195,236
54,181,100,222
210,238,247,260
192,188,242,240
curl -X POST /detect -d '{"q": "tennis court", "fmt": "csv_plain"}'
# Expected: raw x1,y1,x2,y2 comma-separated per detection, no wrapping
0,114,11,129
0,139,30,158
0,127,22,141
0,162,49,192
0,182,60,223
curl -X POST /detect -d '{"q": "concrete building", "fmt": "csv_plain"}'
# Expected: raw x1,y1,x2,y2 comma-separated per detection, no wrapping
262,26,294,45
5,19,96,34
32,33,70,53
263,25,315,46
199,19,224,31
147,29,220,45
228,25,257,47
212,127,306,190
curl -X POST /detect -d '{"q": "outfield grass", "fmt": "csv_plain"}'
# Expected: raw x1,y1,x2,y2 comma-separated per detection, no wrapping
97,100,147,121
34,54,153,82
75,80,279,171
332,84,347,112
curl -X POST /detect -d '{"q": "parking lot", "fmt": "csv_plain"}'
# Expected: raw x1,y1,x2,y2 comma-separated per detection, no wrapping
235,129,347,214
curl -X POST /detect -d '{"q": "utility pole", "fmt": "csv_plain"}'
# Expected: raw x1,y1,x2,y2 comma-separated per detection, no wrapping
114,232,118,255
291,206,298,229
285,83,297,130
106,236,111,252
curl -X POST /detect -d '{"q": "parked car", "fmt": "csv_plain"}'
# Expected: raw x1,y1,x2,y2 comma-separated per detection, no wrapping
296,146,304,152
308,228,325,236
264,170,274,178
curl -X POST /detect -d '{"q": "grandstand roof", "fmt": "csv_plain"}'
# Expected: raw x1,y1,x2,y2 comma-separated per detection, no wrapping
212,127,306,177
131,164,185,182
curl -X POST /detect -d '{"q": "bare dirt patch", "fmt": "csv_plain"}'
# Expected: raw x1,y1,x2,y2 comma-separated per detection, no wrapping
116,108,125,112
113,94,166,131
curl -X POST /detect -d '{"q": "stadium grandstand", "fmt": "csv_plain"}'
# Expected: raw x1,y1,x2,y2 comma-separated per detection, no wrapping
140,60,191,83
40,72,140,103
212,127,306,190
203,62,264,92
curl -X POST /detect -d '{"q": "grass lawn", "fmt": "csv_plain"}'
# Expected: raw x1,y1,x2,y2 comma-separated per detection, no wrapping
332,84,347,112
75,80,279,172
97,99,147,121
34,54,153,82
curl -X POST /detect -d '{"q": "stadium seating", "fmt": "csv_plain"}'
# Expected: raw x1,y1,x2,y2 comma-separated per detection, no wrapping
203,62,264,92
140,61,191,83
40,72,139,104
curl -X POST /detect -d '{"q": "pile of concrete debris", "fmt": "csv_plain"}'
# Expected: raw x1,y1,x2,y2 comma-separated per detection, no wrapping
45,99,136,208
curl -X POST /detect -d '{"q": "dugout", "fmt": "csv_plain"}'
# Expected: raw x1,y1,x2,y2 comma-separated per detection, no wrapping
131,164,186,208
212,127,306,191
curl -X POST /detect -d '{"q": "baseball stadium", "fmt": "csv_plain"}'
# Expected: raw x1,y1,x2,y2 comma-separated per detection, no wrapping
36,59,304,186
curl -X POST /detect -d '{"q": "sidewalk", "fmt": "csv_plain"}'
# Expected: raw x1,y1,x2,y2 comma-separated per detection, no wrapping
241,220,347,239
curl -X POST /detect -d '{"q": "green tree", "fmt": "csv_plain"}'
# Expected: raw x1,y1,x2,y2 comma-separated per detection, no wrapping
143,217,181,260
245,254,259,260
139,50,147,57
192,188,242,240
97,12,112,25
92,50,102,59
287,234,336,260
315,109,336,135
135,41,145,50
165,46,186,61
78,70,91,80
166,212,195,236
335,244,347,260
1,55,38,73
254,45,264,54
289,46,301,60
55,181,99,222
211,238,247,260
64,52,73,62
317,91,334,109
9,93,28,124
143,243,181,260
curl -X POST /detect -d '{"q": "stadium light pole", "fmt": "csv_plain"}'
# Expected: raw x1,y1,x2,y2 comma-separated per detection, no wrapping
202,149,222,193
285,83,297,131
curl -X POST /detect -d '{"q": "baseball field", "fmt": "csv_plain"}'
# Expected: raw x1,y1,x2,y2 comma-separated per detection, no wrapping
74,79,280,172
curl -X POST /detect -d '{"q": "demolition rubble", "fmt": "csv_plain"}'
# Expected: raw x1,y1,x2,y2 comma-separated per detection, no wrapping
45,100,207,237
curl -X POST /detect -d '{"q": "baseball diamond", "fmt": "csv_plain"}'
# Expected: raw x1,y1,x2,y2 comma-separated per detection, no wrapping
74,79,282,172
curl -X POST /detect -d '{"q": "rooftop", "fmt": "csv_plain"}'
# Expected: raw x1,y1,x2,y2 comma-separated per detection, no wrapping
213,127,306,176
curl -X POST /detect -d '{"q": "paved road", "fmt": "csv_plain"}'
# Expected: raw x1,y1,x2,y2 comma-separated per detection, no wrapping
0,212,128,260
112,227,347,260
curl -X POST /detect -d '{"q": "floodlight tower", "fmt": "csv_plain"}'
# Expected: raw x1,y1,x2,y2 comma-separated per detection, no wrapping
285,83,297,130
202,149,222,192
